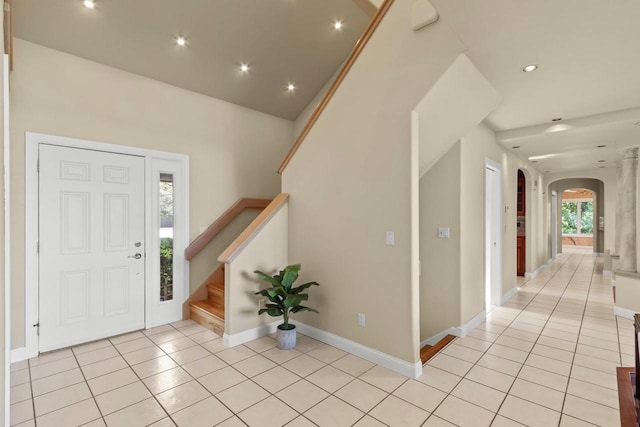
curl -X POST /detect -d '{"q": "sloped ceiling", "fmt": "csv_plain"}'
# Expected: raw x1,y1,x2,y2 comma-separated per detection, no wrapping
12,0,372,121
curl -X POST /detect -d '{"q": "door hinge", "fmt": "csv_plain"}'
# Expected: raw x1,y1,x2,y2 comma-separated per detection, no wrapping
33,322,40,336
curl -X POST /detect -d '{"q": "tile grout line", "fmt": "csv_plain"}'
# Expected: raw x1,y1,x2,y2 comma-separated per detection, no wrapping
555,251,596,426
487,250,587,426
421,251,576,426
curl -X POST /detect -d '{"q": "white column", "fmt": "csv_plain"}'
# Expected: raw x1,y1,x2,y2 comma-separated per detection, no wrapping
619,147,638,272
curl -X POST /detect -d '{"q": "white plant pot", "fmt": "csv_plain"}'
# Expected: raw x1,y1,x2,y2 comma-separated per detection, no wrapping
276,325,297,350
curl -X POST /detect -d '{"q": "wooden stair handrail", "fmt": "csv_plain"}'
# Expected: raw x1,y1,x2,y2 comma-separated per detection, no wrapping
277,0,395,174
218,193,289,264
185,198,272,261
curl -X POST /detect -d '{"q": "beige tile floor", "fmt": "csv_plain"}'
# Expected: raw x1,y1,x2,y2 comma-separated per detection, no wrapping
9,247,630,426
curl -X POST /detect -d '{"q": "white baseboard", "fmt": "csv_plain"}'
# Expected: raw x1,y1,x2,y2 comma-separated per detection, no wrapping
524,259,551,279
295,322,422,379
11,347,27,363
614,305,636,320
456,310,486,337
501,287,518,304
420,327,459,348
222,321,280,348
603,270,612,277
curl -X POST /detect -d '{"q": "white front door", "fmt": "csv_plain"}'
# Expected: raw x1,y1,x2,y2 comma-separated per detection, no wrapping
39,144,145,351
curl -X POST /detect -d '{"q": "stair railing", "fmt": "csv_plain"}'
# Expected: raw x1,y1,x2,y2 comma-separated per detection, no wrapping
277,0,395,174
185,198,272,261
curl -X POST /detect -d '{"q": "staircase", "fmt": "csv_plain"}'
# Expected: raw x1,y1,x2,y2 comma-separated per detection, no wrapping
189,265,225,336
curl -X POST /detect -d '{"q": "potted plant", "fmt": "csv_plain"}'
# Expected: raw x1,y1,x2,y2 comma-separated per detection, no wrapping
254,264,319,350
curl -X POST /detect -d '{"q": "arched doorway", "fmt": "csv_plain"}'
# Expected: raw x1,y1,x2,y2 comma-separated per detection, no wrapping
561,188,595,248
517,170,526,276
548,178,605,255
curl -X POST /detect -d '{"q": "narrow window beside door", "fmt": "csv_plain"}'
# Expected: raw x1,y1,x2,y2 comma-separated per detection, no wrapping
160,173,174,301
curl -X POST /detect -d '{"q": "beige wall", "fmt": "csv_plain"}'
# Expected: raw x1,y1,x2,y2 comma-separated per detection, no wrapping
614,272,640,313
293,66,342,141
225,203,288,335
10,39,293,348
419,142,461,341
283,0,465,363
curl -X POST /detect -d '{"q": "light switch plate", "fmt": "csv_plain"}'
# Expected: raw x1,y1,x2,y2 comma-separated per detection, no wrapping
438,227,450,239
386,231,395,245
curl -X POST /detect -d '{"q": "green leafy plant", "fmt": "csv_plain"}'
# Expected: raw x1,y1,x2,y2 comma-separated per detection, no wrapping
254,264,319,330
160,237,173,287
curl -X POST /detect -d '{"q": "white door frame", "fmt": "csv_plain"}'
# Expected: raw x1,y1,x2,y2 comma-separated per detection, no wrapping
551,191,558,259
25,132,189,358
484,158,503,311
3,54,11,427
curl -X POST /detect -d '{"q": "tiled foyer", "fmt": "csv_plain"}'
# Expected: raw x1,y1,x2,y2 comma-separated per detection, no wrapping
9,247,631,426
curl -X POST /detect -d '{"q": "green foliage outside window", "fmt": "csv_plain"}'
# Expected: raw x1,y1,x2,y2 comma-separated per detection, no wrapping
580,202,593,234
562,200,593,235
562,202,577,234
160,237,173,287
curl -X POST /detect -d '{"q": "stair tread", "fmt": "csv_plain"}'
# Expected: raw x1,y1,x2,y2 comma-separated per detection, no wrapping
190,300,224,319
420,335,456,364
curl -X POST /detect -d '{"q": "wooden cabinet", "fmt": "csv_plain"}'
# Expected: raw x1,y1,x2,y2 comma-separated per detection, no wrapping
517,170,526,216
517,236,526,276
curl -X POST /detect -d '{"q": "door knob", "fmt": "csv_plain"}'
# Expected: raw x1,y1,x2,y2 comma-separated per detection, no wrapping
128,253,142,259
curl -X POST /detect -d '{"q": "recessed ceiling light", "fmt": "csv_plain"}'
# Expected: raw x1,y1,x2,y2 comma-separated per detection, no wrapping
551,117,563,122
240,64,249,73
83,0,95,8
176,36,186,46
597,145,607,148
512,146,520,149
287,83,296,92
333,21,343,30
522,64,538,73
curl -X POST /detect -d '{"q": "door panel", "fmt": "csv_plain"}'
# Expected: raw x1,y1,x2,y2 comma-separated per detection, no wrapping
39,144,145,352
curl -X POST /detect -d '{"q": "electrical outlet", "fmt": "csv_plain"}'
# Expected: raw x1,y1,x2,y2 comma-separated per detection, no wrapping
358,313,366,327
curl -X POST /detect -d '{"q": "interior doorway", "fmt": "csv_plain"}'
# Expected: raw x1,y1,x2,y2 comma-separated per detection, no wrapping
561,188,595,248
485,159,503,312
516,170,526,276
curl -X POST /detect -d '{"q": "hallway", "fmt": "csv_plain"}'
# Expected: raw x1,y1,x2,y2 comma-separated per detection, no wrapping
425,247,627,426
9,248,629,426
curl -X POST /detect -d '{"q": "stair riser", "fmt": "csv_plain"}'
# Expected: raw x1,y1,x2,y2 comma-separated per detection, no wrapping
190,307,224,336
207,288,225,306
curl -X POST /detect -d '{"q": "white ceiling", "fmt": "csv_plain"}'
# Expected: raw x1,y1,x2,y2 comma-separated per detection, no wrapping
12,1,640,174
431,0,640,174
12,0,372,121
